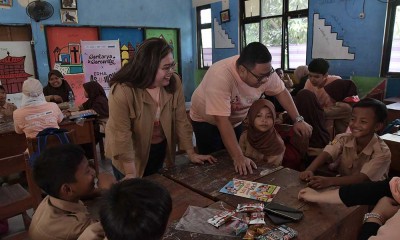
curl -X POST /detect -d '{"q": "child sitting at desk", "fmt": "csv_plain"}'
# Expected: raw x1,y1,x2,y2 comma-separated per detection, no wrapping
239,99,285,166
299,98,391,189
0,85,17,122
13,78,64,138
298,177,400,240
29,144,115,240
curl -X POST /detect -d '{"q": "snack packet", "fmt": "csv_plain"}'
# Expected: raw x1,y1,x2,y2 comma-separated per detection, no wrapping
237,203,264,213
207,210,236,228
249,212,266,225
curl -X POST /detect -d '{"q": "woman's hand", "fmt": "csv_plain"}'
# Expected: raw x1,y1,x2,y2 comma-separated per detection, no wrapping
188,152,217,165
52,95,63,103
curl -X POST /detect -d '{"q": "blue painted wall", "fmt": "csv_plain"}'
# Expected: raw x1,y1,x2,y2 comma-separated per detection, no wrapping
0,0,195,101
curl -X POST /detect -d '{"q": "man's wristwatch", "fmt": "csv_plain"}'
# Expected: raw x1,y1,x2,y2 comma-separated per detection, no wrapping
363,212,383,225
295,115,304,123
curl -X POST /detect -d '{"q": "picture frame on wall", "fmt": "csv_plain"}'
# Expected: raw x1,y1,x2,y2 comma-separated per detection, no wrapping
220,9,230,23
0,0,12,7
61,0,77,9
61,9,78,24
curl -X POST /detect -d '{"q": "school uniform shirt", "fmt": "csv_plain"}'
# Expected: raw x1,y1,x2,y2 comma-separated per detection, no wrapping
105,74,193,177
13,102,63,138
190,56,285,127
323,133,391,181
78,222,106,240
0,102,17,117
303,75,341,108
29,196,99,240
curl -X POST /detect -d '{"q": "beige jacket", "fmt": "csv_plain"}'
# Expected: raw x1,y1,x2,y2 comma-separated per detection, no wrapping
105,75,193,177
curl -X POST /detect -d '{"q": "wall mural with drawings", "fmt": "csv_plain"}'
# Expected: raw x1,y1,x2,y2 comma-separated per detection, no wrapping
45,26,99,105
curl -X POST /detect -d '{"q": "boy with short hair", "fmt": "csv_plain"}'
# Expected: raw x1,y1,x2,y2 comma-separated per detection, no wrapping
299,98,391,189
29,144,114,240
98,178,172,240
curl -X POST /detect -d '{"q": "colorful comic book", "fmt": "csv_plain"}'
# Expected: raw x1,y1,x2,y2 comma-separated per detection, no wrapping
219,179,280,202
256,225,298,240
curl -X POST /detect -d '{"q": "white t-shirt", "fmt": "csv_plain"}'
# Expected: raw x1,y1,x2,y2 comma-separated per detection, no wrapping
190,55,285,127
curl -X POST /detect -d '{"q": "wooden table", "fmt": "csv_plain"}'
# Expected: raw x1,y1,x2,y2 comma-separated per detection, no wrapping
145,174,215,223
386,102,400,123
381,132,400,175
0,118,98,173
161,151,367,240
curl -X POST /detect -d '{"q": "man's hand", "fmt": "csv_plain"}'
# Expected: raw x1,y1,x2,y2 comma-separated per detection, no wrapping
307,176,332,189
188,153,217,164
298,187,320,202
293,121,312,137
53,95,63,103
299,170,314,181
97,172,117,190
233,155,257,175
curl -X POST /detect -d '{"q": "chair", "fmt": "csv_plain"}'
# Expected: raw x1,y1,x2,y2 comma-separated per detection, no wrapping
0,153,39,239
25,129,76,204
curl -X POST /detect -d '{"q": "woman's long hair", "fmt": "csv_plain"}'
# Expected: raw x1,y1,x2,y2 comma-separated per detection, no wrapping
109,38,176,93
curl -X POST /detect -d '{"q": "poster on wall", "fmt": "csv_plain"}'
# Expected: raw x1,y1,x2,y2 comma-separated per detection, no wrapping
45,26,99,105
145,28,179,73
0,41,35,107
100,27,144,66
81,40,121,94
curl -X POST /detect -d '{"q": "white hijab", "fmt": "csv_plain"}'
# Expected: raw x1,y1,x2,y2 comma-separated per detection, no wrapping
20,78,47,107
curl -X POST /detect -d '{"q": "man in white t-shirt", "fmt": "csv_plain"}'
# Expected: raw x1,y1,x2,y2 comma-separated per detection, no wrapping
190,42,312,175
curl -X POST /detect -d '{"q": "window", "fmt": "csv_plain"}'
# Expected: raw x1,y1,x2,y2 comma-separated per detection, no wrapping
382,0,400,77
240,0,308,70
197,5,212,68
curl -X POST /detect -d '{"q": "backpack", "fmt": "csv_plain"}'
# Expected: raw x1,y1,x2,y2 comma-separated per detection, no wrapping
28,128,71,166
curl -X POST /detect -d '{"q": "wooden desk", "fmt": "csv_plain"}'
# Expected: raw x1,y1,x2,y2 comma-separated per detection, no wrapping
160,150,276,199
386,102,400,123
145,174,215,223
0,119,98,173
162,151,368,240
381,133,400,175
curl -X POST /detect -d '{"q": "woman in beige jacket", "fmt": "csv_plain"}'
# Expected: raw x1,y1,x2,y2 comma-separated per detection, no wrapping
105,38,215,180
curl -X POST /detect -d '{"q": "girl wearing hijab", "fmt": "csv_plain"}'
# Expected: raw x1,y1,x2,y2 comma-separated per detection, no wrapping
324,79,359,135
239,99,285,166
13,78,64,138
43,70,73,103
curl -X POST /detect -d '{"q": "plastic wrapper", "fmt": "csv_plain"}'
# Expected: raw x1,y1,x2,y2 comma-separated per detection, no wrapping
249,212,265,225
236,203,264,213
208,210,236,228
175,205,237,237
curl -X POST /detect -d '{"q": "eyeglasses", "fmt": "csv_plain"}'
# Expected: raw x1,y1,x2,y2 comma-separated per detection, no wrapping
243,65,275,83
161,62,176,72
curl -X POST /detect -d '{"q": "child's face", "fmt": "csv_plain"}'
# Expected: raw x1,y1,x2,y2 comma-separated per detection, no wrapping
69,158,96,198
253,107,274,132
349,107,381,138
49,74,63,88
389,177,400,204
308,72,327,88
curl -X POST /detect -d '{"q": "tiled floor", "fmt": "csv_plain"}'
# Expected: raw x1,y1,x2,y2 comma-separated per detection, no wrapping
2,144,191,239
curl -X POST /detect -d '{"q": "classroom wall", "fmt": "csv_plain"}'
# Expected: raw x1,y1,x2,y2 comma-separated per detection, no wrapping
0,0,196,101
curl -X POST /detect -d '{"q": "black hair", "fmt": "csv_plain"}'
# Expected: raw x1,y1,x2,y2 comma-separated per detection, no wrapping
100,178,172,240
353,98,388,123
236,42,272,69
308,58,329,75
275,68,283,74
33,144,86,198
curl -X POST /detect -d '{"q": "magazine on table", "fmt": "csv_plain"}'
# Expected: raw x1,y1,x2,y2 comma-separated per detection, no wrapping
219,178,280,202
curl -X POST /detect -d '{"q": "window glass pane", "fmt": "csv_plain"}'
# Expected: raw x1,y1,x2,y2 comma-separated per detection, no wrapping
201,28,212,67
245,0,260,18
389,6,400,72
200,8,211,24
261,18,282,68
244,23,260,46
288,0,308,11
261,0,282,17
288,17,307,68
